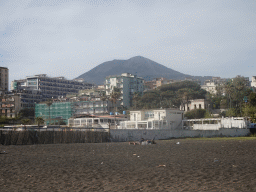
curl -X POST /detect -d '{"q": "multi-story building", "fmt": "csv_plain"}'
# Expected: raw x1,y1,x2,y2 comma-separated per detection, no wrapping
10,74,94,109
0,67,9,93
201,77,230,95
105,73,144,108
11,74,94,99
201,80,218,94
0,94,21,118
119,108,184,129
251,76,256,88
180,99,211,112
35,100,114,124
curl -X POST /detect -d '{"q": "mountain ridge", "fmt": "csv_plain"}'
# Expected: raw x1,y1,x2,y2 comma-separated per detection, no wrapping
76,56,212,85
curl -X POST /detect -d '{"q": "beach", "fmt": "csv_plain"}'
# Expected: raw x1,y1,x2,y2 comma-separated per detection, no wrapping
1,138,256,191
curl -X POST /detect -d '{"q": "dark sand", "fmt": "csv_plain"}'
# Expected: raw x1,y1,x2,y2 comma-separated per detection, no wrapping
1,138,256,191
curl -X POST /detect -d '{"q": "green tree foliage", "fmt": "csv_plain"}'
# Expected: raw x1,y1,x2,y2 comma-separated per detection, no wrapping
100,92,108,114
184,109,208,119
219,76,252,116
18,108,35,119
243,92,256,122
133,81,207,110
110,87,121,112
35,116,45,127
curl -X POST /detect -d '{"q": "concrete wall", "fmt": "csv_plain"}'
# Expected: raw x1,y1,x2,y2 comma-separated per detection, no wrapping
110,128,250,142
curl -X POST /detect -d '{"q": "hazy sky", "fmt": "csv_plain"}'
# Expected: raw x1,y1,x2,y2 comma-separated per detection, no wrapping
1,0,256,86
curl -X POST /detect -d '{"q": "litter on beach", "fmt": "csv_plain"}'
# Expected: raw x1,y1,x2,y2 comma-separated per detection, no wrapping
176,142,180,145
157,165,166,167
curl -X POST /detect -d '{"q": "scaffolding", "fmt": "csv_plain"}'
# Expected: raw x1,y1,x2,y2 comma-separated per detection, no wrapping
35,102,72,124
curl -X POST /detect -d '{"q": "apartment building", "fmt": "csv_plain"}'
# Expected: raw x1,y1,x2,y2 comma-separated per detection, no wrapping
0,67,8,93
35,100,113,124
105,73,144,108
10,74,94,109
11,74,94,98
201,77,230,95
0,94,21,118
251,76,256,88
119,108,184,129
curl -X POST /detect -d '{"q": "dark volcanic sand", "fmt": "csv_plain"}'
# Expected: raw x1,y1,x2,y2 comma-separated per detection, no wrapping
1,139,256,192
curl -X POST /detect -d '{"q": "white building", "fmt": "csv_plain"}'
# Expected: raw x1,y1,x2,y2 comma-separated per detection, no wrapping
251,76,256,88
180,99,211,112
68,115,128,129
182,117,250,130
105,73,144,108
119,108,184,129
201,80,217,94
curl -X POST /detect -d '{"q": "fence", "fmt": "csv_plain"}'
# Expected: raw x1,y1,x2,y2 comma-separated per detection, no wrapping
0,130,109,145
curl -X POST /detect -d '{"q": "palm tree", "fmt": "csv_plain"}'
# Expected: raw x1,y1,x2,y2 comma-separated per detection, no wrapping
100,92,108,114
110,87,121,113
35,116,45,128
110,87,121,129
45,99,53,125
21,118,31,130
132,92,140,110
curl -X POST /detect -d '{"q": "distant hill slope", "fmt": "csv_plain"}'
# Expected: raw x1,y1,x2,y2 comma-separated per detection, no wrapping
76,56,212,85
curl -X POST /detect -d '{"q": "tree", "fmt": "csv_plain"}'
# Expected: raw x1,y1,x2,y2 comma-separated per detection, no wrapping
132,92,140,109
221,76,252,116
45,99,53,125
177,88,194,111
242,92,256,122
184,109,207,119
35,116,44,127
18,108,35,119
131,81,207,110
110,87,121,113
21,118,31,130
110,87,121,129
100,92,108,114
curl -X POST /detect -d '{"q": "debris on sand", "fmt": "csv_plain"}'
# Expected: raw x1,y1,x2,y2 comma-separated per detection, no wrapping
157,165,166,167
176,142,180,145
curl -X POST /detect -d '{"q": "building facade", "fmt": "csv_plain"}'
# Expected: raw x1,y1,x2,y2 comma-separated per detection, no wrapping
251,76,256,88
0,67,8,93
105,73,144,108
0,94,21,118
11,74,94,99
35,100,113,124
180,99,211,112
119,108,184,129
10,74,94,109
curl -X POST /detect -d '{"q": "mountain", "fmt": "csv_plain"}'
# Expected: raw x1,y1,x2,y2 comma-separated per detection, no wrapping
76,56,212,85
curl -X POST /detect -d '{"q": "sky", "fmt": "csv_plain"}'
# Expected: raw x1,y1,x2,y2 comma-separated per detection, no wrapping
0,0,256,87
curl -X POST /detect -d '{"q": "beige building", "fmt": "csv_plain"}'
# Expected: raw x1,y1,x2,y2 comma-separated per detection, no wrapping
180,99,211,112
1,94,21,118
201,80,217,94
119,108,184,129
0,67,8,93
251,76,256,88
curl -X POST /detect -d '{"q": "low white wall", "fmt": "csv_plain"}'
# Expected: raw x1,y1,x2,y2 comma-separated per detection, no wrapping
110,128,250,142
193,124,220,130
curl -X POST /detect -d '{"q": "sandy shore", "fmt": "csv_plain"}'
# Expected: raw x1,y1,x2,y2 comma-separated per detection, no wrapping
1,138,256,191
